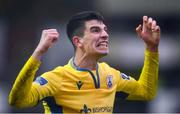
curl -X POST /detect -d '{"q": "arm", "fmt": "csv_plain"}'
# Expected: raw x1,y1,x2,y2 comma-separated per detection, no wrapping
116,16,160,101
127,49,159,100
8,29,59,108
128,16,160,100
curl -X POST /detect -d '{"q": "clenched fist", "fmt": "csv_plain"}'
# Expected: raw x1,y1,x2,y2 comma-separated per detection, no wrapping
32,29,59,60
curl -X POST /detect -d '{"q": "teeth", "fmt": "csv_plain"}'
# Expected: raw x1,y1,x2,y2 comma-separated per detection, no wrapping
100,43,106,45
97,41,108,47
98,43,107,47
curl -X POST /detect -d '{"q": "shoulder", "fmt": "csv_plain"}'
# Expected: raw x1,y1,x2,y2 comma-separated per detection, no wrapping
44,66,64,75
99,62,110,68
99,62,121,77
40,66,65,82
99,62,118,72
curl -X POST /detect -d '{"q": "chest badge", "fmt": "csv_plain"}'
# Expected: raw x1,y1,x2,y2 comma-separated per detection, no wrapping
106,75,113,89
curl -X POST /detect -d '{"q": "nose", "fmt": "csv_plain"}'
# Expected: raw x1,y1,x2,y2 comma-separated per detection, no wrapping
100,30,109,40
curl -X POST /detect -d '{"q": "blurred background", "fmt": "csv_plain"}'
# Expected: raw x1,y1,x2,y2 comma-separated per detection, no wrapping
0,0,180,113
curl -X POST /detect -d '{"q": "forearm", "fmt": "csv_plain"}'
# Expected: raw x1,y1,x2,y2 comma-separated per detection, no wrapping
138,48,159,100
127,49,159,101
9,56,41,107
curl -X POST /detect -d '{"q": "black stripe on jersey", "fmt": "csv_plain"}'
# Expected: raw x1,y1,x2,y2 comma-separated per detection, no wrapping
43,97,62,113
87,70,99,88
116,91,129,100
96,64,100,88
71,58,100,89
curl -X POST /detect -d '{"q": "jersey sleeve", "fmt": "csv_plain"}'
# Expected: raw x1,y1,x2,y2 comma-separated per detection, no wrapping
116,49,159,101
8,56,41,108
33,68,63,101
8,56,62,108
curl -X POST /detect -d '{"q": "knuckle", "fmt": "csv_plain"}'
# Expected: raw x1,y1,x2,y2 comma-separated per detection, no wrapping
42,29,48,33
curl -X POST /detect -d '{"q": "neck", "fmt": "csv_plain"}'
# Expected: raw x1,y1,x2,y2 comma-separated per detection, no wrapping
74,52,99,70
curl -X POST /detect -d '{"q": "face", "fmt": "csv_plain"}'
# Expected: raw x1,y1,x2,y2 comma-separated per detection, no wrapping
79,20,109,58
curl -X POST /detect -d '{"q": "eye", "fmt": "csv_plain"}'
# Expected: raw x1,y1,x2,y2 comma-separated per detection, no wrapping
90,27,101,33
104,27,108,32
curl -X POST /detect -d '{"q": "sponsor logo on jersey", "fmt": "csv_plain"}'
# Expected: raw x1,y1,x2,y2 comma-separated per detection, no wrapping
121,73,130,80
34,76,48,85
92,106,113,113
76,81,83,90
80,104,113,113
80,104,91,114
106,75,113,88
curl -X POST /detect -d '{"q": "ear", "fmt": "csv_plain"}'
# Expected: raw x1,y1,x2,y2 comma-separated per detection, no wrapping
72,36,83,48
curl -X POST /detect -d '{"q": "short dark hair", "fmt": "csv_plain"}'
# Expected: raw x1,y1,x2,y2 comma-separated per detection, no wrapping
66,11,105,47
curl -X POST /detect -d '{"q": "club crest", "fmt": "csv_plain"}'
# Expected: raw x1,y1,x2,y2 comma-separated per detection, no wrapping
106,75,113,88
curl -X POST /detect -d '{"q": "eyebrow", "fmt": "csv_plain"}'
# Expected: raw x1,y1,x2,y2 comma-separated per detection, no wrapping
90,25,107,30
90,26,100,29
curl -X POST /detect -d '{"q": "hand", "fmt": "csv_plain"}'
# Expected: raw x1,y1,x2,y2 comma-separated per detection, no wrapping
136,16,160,52
32,29,59,60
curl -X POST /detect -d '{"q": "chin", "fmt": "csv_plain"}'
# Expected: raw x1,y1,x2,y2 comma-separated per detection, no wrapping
97,50,109,56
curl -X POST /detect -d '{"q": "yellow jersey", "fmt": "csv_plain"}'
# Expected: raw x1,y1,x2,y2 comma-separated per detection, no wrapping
9,49,159,113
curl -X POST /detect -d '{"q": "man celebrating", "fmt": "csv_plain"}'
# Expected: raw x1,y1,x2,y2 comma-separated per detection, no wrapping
9,11,160,113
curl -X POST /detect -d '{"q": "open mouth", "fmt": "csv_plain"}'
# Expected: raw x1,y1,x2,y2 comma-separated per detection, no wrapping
97,41,108,48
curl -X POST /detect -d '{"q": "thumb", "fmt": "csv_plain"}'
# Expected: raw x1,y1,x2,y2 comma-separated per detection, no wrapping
136,24,142,38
